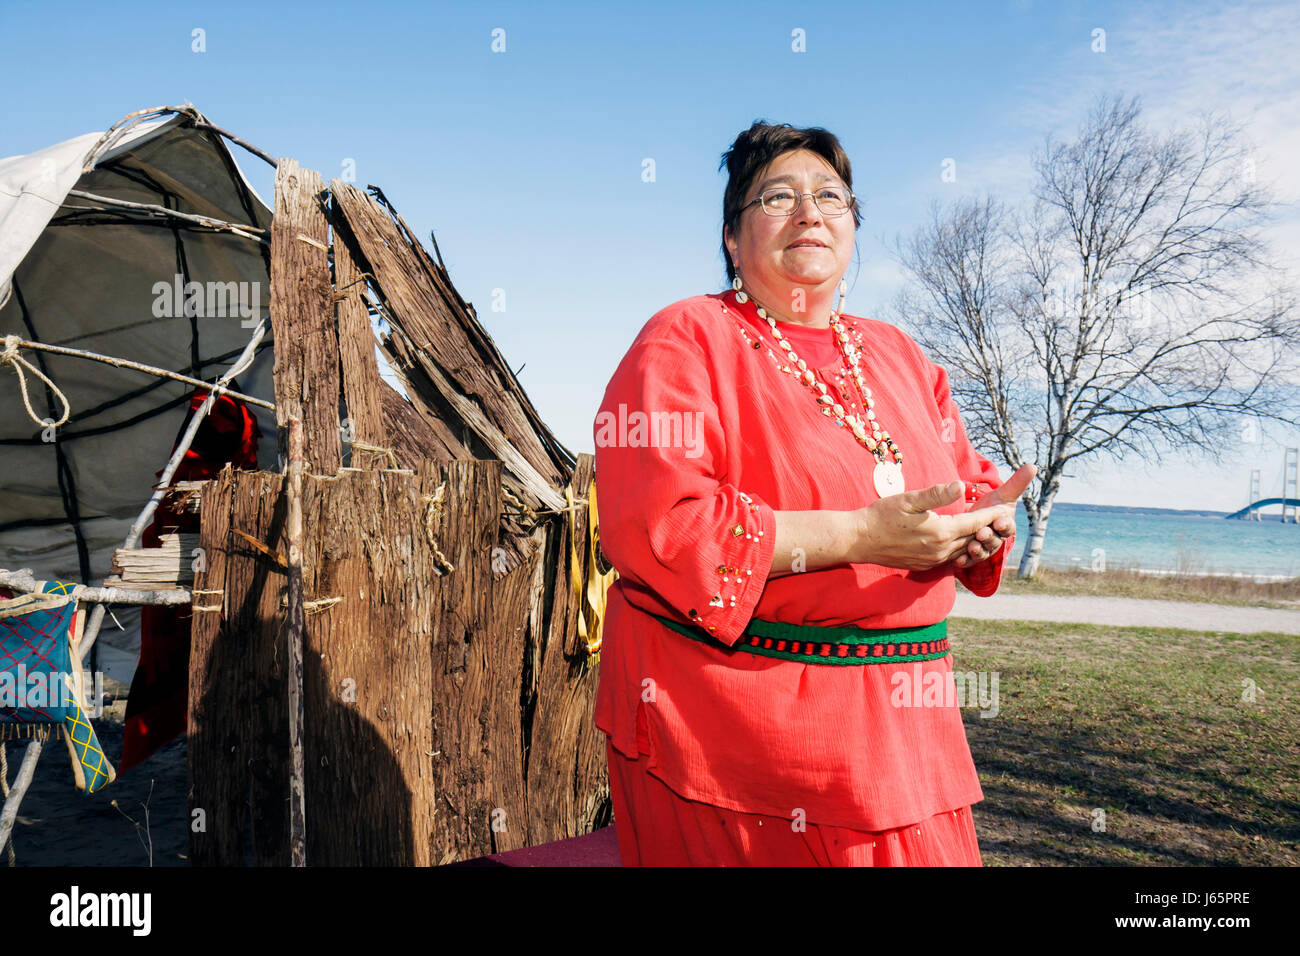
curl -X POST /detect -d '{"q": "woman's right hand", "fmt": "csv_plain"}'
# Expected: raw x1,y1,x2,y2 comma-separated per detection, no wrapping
847,480,1015,571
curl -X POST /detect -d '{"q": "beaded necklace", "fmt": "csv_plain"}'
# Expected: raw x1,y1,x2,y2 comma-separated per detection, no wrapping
722,285,906,497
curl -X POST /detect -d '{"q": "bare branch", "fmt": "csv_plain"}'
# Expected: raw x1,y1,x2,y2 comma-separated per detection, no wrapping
889,91,1300,577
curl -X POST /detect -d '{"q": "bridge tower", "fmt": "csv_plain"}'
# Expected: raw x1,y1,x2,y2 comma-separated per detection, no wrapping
1285,447,1298,524
1248,469,1261,521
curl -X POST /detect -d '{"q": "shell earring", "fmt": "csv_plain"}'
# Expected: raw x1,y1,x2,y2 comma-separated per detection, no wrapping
836,278,847,315
732,274,748,304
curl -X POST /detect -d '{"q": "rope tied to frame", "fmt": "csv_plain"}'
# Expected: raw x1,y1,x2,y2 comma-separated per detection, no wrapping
191,588,224,614
277,595,345,615
303,597,344,614
420,483,455,574
500,486,539,527
0,589,74,620
332,272,375,301
504,501,584,520
347,438,399,470
0,333,274,412
1,335,72,429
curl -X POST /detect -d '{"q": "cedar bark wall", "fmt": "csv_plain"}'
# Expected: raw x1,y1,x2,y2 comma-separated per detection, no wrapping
188,159,607,866
189,471,290,866
188,456,608,865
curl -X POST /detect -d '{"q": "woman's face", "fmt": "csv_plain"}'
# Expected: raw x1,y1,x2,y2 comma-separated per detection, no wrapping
725,148,855,307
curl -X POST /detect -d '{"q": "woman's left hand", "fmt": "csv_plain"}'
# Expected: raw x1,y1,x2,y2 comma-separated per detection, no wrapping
952,464,1037,570
952,514,1015,569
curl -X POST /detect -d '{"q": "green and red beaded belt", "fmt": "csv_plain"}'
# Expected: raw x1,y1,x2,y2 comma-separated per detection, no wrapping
649,613,949,665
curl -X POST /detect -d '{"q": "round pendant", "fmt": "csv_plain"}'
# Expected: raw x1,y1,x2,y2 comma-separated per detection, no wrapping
873,460,905,498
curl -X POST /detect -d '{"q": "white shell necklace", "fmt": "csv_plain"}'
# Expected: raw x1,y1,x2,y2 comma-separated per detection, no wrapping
724,278,905,498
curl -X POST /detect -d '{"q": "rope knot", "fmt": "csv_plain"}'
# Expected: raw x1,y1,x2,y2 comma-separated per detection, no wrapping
0,335,72,429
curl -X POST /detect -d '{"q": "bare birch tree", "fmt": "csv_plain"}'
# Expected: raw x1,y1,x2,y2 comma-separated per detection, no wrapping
891,92,1300,577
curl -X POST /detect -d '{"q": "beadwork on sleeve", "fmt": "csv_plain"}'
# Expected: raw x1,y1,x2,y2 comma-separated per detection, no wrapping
686,489,766,636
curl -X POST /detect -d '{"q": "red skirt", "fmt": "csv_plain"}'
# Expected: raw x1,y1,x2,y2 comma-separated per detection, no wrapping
606,738,982,866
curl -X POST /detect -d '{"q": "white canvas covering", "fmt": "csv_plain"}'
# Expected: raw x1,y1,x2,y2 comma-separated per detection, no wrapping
0,107,280,683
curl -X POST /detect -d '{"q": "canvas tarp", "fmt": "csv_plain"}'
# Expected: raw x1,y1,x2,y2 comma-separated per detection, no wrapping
0,107,279,683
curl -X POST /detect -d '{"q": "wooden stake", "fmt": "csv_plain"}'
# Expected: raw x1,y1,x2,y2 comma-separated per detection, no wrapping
285,414,308,866
0,741,42,857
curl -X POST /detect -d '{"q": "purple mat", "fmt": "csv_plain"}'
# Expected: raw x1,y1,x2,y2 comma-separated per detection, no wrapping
443,824,621,867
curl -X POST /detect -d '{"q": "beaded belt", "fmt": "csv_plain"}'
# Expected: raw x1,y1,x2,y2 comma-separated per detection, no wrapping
649,613,949,666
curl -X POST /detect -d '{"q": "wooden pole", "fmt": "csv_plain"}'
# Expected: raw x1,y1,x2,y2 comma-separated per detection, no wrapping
0,741,42,857
65,189,269,242
1,333,273,411
285,415,307,866
0,570,192,606
120,318,271,551
269,159,341,474
80,318,271,656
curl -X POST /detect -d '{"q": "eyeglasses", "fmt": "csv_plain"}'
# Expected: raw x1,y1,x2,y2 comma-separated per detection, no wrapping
743,185,855,217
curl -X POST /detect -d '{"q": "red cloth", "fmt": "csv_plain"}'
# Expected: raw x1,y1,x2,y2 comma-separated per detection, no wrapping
593,291,1014,839
119,389,258,772
606,739,981,866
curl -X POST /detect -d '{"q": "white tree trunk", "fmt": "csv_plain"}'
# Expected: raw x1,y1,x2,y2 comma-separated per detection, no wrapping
1017,489,1059,578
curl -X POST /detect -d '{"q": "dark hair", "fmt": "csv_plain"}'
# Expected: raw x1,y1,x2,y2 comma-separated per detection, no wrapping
719,120,862,284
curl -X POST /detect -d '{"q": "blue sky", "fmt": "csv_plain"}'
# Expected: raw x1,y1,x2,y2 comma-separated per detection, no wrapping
3,0,1298,511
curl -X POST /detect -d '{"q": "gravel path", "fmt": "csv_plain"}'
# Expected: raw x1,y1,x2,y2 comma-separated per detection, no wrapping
952,592,1300,635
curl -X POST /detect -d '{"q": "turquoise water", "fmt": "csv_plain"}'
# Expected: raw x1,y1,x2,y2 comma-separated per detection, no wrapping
1003,502,1300,581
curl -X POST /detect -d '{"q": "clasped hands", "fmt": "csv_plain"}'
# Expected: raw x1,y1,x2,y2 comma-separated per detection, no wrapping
951,463,1037,570
852,464,1037,573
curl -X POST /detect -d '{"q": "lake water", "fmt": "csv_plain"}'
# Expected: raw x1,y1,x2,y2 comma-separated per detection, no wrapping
1004,502,1300,581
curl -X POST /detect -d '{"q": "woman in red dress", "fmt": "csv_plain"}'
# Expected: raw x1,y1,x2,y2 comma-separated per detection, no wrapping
593,121,1036,866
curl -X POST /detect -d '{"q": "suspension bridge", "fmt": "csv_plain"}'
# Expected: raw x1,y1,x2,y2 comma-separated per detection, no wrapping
1225,447,1300,521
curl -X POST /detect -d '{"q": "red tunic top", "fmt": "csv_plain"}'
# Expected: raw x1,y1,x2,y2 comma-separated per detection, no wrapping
592,291,1014,832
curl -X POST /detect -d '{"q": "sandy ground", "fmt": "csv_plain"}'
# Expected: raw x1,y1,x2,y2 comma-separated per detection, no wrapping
6,592,1296,866
3,696,190,867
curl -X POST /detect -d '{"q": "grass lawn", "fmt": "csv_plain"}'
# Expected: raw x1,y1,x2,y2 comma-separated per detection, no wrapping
990,566,1300,610
949,616,1299,866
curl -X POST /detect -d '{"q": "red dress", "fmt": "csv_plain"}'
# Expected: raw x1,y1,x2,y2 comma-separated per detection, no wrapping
592,291,1014,865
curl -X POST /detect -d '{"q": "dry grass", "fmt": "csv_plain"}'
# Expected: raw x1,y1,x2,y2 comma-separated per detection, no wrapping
993,565,1300,610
